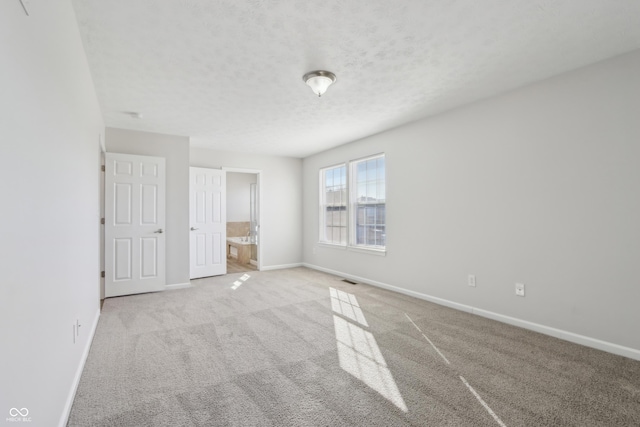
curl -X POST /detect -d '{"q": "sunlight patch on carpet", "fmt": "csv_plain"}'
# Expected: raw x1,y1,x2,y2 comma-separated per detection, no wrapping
330,288,407,412
330,287,368,327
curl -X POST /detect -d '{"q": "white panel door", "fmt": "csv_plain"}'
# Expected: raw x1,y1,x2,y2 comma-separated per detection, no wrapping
190,167,226,278
105,153,166,297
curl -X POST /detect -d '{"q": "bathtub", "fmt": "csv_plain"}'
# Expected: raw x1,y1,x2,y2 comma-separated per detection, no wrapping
227,236,252,245
227,237,252,264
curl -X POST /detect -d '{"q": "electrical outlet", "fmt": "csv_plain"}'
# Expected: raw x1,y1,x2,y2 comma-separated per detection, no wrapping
515,283,525,297
468,275,476,287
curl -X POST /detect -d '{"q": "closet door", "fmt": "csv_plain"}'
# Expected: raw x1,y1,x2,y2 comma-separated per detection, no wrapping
105,153,166,297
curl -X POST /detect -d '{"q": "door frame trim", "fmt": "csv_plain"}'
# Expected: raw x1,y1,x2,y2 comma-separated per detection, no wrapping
222,167,262,271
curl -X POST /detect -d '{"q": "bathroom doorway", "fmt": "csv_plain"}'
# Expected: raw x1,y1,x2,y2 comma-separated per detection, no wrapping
223,168,261,273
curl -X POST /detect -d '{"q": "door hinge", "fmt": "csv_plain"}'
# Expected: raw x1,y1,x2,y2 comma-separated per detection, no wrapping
101,271,105,278
101,165,105,172
101,218,105,225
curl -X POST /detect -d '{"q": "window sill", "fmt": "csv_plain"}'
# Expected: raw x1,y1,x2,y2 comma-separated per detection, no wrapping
317,242,347,250
317,242,386,256
347,246,386,256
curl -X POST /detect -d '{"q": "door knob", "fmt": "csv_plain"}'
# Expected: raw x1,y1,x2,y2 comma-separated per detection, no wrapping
190,227,199,231
154,229,164,234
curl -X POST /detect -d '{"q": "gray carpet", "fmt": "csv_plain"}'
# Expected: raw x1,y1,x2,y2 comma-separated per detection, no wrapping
68,267,640,426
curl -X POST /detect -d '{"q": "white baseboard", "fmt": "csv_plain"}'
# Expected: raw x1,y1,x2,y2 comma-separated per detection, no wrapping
261,263,303,271
165,282,192,290
59,307,101,427
303,263,474,314
472,308,640,361
302,263,640,361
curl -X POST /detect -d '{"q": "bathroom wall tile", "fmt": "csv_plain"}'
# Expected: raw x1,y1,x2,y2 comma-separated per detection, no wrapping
227,222,250,237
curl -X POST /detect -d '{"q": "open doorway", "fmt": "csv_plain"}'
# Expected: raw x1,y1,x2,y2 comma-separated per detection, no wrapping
224,168,261,273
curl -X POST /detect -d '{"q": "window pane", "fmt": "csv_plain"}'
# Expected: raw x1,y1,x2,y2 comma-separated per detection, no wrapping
377,205,386,224
332,227,340,242
377,225,386,246
356,225,365,245
367,159,377,181
377,180,385,201
377,158,385,181
357,162,366,182
357,183,366,200
367,183,376,200
366,206,374,224
364,225,373,246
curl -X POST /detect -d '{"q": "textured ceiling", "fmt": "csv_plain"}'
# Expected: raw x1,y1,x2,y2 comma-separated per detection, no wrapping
72,0,640,158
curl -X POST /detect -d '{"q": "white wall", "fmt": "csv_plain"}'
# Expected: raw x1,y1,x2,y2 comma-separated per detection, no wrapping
227,172,257,222
106,128,190,287
303,50,640,357
191,148,303,269
0,1,104,426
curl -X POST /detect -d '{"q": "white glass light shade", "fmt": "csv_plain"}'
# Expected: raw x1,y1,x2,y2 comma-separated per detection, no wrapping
303,71,336,97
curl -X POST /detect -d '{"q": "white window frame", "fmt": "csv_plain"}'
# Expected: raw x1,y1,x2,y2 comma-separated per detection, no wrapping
318,154,386,255
319,163,348,246
349,154,386,254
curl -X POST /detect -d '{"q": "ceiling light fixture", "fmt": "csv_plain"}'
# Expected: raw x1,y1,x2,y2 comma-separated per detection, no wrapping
303,70,336,97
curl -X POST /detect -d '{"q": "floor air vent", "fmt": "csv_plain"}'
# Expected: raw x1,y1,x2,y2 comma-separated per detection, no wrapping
342,279,357,285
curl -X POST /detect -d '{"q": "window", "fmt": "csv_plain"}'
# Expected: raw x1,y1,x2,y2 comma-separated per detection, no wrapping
319,164,347,245
351,155,386,249
319,154,386,252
